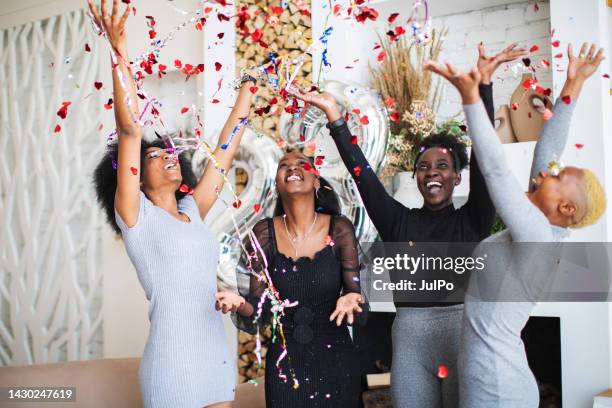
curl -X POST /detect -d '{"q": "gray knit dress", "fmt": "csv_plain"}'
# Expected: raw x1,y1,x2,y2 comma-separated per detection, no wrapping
116,192,235,407
459,98,575,407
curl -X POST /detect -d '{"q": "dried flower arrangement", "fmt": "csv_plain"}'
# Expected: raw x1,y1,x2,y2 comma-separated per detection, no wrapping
370,28,450,175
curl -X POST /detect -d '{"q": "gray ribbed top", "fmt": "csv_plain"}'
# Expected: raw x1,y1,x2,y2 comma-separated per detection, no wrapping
115,192,234,407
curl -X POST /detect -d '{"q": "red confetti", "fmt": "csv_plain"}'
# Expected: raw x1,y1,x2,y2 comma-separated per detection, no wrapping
603,74,610,79
350,135,358,145
54,124,61,133
104,98,113,110
377,50,386,63
353,166,362,177
217,32,225,39
511,102,519,110
437,364,449,379
529,45,539,53
212,99,220,104
215,62,222,71
355,6,378,23
148,30,157,39
174,59,182,69
352,108,361,115
314,156,325,166
561,95,571,105
251,28,263,42
85,43,91,52
130,167,138,175
384,97,396,110
56,101,71,119
390,112,400,122
253,203,261,213
333,4,343,16
179,184,190,193
554,53,563,59
94,81,103,90
232,200,242,209
552,40,560,47
540,58,550,68
360,116,370,125
388,12,399,23
575,143,584,149
180,107,189,114
522,78,537,89
249,86,258,94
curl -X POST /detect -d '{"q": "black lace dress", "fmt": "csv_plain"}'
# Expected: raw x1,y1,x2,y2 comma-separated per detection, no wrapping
236,215,362,407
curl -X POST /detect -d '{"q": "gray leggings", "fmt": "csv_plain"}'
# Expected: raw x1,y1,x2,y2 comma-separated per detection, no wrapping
391,305,463,408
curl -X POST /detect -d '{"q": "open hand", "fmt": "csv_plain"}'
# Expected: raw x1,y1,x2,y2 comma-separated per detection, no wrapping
424,60,481,105
288,87,342,122
215,291,246,314
477,42,527,84
329,293,363,326
87,0,131,54
567,42,605,82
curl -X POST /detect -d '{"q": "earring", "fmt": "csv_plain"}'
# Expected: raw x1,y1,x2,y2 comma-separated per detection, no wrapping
315,187,320,199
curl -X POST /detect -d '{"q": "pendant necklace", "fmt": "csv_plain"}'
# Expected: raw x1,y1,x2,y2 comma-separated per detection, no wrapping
283,212,318,259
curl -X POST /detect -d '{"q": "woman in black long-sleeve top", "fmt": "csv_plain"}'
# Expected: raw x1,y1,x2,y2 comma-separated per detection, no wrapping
291,43,526,407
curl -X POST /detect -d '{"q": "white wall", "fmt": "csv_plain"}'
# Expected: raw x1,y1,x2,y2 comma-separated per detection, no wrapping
433,1,553,122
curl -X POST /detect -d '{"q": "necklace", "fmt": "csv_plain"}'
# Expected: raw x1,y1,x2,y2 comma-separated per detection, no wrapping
283,212,318,258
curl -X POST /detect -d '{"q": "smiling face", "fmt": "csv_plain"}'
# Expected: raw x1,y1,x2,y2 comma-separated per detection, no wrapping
275,151,320,199
141,147,183,192
415,147,461,210
528,166,586,227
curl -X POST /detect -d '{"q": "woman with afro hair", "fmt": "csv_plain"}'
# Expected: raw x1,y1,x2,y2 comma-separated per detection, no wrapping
291,43,528,407
89,1,255,407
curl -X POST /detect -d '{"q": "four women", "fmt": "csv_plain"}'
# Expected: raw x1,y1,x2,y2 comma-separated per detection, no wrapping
90,0,607,406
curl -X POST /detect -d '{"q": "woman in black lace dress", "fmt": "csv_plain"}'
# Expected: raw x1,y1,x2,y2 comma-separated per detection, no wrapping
217,150,363,407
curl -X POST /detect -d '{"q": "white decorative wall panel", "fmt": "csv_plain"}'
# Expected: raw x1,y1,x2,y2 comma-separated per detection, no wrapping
0,9,105,365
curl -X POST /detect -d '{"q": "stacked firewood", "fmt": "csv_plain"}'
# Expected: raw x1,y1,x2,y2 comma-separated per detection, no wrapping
234,1,310,382
235,0,312,138
237,326,271,383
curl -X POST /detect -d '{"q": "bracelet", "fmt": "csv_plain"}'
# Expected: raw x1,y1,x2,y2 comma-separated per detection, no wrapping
234,74,257,90
326,117,346,129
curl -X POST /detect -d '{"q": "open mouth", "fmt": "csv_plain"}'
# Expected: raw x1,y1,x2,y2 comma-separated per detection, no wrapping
425,181,443,194
286,173,303,182
164,162,178,171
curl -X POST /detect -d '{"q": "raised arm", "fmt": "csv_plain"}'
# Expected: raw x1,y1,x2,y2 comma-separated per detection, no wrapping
289,89,408,241
193,78,255,219
462,43,527,237
424,61,552,241
88,0,142,228
530,43,604,179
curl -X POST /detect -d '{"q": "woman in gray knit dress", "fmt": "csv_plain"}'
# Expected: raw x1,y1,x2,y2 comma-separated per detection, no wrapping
89,1,255,406
425,42,606,407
